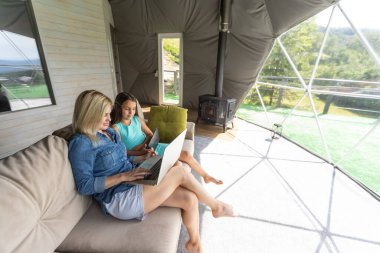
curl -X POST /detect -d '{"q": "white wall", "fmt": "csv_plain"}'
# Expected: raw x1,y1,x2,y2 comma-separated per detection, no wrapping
0,0,117,158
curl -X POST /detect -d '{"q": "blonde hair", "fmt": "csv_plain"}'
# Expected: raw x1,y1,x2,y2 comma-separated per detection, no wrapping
72,90,112,141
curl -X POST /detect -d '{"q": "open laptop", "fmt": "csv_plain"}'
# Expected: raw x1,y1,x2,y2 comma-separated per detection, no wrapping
147,128,168,156
148,128,160,149
133,129,186,185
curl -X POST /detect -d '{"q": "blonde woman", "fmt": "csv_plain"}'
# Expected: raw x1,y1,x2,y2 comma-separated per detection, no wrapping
68,90,237,253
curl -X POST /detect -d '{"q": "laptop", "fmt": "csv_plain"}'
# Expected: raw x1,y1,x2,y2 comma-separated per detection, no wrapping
133,129,186,185
147,128,168,156
148,128,160,149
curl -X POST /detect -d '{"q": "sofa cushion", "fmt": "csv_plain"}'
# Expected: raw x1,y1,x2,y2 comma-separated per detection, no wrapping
57,202,182,253
182,139,194,156
0,135,91,253
148,105,188,143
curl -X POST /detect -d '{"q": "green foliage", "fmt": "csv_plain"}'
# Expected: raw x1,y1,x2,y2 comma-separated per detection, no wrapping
163,39,180,64
262,19,321,78
2,70,46,84
317,28,380,80
255,18,380,117
242,19,380,195
260,19,380,82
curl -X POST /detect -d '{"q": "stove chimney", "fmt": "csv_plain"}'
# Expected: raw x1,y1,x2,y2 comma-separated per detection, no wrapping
197,0,236,132
215,0,232,98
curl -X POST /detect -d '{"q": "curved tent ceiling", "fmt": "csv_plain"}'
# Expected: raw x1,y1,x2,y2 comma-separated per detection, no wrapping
0,1,34,38
110,0,338,108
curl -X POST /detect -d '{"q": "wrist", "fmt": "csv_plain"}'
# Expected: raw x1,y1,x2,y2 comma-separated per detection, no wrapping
119,173,126,183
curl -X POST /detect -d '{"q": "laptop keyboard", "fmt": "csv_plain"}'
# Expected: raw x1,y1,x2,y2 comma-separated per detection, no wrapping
145,159,162,180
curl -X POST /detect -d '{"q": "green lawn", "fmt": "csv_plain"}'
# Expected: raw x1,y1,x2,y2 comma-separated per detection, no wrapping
6,84,50,99
164,92,179,104
237,103,380,195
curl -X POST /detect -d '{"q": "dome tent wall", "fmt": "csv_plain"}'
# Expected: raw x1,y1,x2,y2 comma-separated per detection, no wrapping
109,0,338,108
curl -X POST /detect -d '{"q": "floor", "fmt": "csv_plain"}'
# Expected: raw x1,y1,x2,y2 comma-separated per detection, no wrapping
176,114,380,253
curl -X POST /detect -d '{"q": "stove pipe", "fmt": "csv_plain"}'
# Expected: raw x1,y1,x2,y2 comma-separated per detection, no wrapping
215,0,232,98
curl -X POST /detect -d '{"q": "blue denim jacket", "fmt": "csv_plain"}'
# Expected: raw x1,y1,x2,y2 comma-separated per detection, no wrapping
68,128,135,212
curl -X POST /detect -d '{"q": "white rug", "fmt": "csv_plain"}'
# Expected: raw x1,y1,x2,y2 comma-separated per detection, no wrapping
176,122,380,253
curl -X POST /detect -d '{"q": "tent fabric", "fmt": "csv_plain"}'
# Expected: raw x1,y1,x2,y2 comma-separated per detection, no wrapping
2,0,339,108
0,1,34,38
110,0,338,109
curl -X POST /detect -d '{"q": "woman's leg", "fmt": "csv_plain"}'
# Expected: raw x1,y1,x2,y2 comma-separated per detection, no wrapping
143,165,236,218
160,187,202,253
179,150,223,185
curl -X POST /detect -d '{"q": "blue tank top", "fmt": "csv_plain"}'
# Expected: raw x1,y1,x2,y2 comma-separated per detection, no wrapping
116,116,146,151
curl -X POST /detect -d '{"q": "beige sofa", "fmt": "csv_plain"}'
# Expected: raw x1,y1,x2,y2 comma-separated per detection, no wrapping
0,122,195,253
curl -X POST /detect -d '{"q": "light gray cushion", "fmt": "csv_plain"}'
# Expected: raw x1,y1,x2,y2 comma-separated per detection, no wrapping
185,122,195,141
57,202,182,253
182,139,194,155
0,135,91,253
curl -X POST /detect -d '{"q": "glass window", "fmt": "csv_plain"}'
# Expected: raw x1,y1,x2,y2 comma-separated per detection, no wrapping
0,0,54,113
158,33,183,106
237,0,380,195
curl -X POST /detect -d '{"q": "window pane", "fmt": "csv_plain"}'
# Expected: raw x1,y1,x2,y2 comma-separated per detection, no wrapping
0,1,53,113
162,38,180,105
238,0,380,195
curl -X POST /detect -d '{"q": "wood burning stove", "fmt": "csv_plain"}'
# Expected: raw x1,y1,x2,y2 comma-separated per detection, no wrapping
197,94,236,132
197,0,235,132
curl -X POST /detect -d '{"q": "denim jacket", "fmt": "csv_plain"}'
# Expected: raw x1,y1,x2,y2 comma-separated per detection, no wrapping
68,128,135,212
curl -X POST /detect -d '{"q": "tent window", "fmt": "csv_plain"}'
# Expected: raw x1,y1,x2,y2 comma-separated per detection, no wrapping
0,0,54,113
238,1,380,196
158,33,183,106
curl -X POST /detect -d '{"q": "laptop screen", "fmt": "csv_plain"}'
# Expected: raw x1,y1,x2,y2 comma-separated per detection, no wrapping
148,129,159,149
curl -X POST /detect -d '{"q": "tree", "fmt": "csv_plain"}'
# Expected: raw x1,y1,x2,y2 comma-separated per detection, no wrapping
258,19,320,108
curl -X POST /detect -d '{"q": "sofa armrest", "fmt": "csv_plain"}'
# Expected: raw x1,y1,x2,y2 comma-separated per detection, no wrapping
185,122,195,141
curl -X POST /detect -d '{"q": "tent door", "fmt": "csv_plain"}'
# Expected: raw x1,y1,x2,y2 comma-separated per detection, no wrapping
158,33,183,106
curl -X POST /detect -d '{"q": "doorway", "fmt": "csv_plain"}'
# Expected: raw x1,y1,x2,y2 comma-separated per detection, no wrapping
158,33,183,106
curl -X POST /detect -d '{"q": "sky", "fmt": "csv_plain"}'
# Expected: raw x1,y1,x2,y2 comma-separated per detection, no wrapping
0,31,39,62
316,0,380,29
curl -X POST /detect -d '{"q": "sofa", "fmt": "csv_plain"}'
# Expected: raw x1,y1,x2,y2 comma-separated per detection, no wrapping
0,119,195,253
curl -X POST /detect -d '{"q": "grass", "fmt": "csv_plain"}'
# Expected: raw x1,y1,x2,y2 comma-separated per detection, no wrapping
237,103,380,195
163,92,179,104
6,84,50,99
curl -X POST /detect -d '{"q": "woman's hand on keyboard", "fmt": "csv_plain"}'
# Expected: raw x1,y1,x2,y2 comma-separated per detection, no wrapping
133,151,154,164
122,168,151,182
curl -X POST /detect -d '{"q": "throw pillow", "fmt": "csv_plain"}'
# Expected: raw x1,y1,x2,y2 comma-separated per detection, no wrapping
148,105,187,143
52,124,74,141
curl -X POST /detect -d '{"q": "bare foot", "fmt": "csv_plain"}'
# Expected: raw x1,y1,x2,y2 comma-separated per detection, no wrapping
186,240,203,253
212,201,238,218
204,175,223,185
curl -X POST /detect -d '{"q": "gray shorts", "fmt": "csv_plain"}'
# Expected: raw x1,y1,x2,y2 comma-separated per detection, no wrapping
104,184,145,220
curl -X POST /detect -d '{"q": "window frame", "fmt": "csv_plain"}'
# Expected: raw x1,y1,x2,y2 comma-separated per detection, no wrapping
0,0,55,114
26,0,55,107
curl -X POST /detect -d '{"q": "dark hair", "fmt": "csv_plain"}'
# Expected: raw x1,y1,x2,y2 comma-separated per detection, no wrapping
111,92,137,124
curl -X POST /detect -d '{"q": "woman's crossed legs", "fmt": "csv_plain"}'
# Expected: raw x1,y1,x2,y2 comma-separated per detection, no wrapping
143,165,237,253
